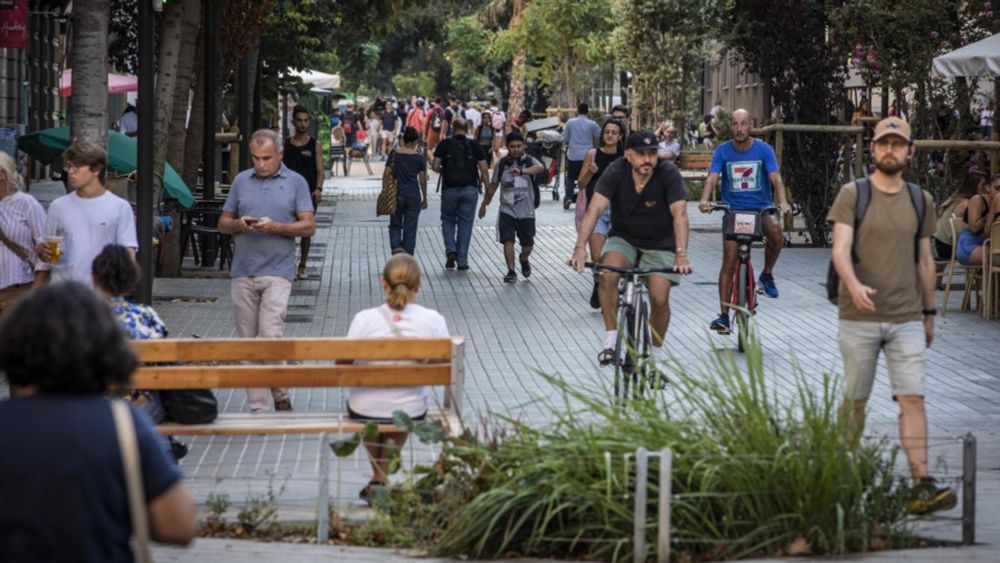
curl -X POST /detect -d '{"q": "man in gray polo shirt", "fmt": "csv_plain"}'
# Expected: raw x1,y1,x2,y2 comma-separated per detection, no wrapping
219,129,316,412
562,102,601,209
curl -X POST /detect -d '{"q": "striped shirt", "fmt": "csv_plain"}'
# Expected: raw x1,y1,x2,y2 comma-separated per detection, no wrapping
0,191,46,290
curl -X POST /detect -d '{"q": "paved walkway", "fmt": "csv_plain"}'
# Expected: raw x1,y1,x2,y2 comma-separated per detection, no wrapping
134,161,999,559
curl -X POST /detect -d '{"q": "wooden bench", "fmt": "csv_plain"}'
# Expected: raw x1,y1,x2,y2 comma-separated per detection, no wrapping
677,152,713,181
131,336,465,540
131,337,465,436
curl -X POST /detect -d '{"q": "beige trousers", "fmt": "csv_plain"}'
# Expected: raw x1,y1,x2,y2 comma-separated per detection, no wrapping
231,276,292,412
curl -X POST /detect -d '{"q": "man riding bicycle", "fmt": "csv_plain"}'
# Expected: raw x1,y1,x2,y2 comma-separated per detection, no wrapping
698,109,791,334
570,131,691,364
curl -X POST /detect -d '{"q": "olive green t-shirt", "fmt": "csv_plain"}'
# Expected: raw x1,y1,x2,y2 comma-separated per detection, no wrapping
827,181,936,323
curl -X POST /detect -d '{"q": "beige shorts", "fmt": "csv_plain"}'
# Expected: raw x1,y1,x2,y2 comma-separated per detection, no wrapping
838,320,926,400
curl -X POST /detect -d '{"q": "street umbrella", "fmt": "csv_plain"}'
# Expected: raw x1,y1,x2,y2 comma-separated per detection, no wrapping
16,126,195,208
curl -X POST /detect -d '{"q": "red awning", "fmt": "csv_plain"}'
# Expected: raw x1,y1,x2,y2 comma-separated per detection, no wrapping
59,69,139,97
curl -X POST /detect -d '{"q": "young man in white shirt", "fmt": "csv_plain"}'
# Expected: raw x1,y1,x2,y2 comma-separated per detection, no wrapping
37,142,138,286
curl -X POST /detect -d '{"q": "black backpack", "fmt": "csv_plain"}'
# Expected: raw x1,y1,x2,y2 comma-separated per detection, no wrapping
442,138,480,188
826,176,926,304
430,107,446,131
495,156,541,209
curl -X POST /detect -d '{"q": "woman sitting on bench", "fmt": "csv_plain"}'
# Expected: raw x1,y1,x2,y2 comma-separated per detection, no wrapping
345,254,450,503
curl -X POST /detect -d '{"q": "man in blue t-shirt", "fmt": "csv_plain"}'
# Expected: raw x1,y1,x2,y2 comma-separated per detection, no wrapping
698,109,790,334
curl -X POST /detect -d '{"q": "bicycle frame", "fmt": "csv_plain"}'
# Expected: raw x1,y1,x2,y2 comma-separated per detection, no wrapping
587,262,678,400
713,204,777,352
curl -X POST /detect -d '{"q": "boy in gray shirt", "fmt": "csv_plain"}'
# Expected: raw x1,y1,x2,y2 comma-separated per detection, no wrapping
479,132,545,283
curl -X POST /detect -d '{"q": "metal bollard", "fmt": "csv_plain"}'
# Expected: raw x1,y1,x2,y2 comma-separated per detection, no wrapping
316,432,330,542
657,449,672,563
962,433,976,545
634,447,648,562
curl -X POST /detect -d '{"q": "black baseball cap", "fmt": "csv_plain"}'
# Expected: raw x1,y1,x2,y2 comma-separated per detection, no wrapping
627,131,658,152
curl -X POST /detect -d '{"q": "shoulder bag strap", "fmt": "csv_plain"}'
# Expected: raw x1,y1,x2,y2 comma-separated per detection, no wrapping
0,227,32,266
111,399,153,563
378,306,405,338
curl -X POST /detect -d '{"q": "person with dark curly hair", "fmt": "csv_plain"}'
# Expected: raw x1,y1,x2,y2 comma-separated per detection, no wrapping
0,282,197,561
93,244,169,340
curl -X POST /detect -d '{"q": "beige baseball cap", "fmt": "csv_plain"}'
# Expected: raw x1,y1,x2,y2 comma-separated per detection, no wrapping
872,116,911,142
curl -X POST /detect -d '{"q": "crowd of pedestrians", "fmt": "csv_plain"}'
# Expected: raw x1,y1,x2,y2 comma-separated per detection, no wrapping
2,87,994,554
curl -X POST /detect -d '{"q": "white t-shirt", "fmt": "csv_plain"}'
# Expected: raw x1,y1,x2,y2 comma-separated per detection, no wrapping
42,190,138,286
346,303,450,419
465,107,482,140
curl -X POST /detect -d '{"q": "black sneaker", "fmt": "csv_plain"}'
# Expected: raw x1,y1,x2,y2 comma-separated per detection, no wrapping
503,270,517,283
907,477,957,515
589,282,600,309
457,264,470,271
520,259,532,279
445,251,457,269
169,437,189,461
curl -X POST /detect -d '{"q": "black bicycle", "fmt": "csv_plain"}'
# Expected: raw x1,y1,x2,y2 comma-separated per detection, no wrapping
587,262,686,400
710,203,777,353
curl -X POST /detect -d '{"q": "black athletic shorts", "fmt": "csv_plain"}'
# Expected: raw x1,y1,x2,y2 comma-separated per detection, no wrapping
498,214,535,246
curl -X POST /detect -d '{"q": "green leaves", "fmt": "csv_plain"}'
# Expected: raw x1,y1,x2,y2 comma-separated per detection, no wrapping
330,421,379,458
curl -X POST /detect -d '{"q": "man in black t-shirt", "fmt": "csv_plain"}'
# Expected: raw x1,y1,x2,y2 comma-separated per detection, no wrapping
283,105,325,281
570,131,691,364
432,118,490,270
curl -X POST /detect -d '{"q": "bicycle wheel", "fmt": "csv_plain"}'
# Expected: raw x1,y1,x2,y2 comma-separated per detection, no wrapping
736,261,749,353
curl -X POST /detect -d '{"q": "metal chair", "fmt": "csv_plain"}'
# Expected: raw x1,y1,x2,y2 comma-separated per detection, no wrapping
179,206,232,271
942,216,982,315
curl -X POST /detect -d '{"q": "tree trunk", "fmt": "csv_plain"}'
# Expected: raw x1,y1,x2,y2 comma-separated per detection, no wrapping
159,0,202,278
152,0,189,209
69,0,110,146
506,0,528,120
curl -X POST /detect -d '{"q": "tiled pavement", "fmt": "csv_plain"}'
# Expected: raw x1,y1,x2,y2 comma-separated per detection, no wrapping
115,162,999,555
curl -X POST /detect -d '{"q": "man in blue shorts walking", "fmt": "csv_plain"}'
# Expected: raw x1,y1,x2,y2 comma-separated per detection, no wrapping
698,109,790,334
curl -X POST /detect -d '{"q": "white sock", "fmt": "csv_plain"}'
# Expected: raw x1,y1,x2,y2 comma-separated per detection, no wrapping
652,345,667,361
602,330,617,350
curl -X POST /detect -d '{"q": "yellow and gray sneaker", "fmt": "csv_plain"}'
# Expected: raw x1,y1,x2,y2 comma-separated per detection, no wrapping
906,477,957,515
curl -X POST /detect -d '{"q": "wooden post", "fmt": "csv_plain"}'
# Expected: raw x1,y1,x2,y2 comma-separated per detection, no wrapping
855,130,864,178
775,129,793,231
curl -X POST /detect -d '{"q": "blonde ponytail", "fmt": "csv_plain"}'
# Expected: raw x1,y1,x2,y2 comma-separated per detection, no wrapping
382,254,421,310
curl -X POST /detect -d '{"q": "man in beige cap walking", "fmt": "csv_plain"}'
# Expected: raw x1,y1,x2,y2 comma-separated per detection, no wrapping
828,117,955,515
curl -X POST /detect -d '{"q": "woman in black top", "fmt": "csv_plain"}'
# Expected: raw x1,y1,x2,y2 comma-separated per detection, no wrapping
388,127,429,255
576,119,624,308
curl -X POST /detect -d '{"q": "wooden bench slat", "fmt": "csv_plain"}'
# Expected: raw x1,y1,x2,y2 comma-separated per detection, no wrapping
132,364,452,389
678,154,713,170
153,409,456,436
133,338,454,363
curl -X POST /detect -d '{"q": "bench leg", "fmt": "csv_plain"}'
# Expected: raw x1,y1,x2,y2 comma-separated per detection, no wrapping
316,432,330,542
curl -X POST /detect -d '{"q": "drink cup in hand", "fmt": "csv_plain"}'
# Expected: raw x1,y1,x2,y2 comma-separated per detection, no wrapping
44,236,63,264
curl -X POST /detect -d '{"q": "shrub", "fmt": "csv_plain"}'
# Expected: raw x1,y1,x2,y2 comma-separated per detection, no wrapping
348,332,913,561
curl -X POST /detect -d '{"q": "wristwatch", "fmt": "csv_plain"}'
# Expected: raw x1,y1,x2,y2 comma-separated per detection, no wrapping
921,308,937,316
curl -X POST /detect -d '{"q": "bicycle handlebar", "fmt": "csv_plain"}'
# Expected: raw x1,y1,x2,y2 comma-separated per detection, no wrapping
710,203,779,215
585,262,691,275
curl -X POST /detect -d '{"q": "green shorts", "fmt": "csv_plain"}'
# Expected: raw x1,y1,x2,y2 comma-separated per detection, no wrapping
601,236,681,285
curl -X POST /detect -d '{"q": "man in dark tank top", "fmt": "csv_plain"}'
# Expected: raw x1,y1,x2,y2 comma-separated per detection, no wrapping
283,105,325,279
